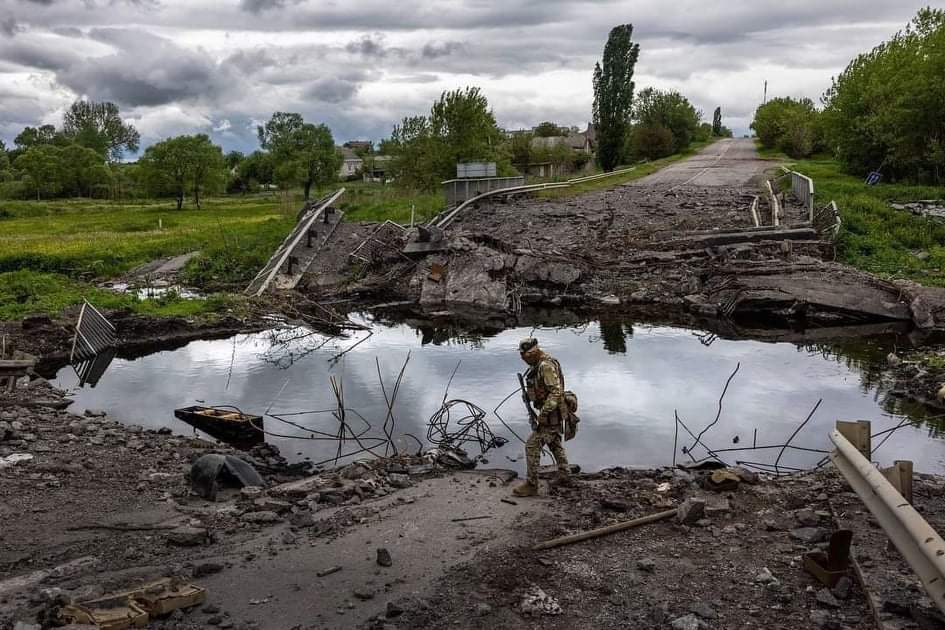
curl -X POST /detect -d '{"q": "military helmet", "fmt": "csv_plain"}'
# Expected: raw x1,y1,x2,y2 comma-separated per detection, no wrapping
518,337,539,353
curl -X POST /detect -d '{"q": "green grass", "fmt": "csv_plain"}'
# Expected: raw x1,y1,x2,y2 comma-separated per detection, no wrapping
326,180,445,224
536,139,720,199
0,269,245,321
780,157,945,286
0,194,298,281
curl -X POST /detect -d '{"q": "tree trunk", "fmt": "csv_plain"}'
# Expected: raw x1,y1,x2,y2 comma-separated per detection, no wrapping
303,179,313,201
176,191,183,211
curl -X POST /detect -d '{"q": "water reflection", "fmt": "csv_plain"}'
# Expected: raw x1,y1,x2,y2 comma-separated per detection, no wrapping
53,316,945,474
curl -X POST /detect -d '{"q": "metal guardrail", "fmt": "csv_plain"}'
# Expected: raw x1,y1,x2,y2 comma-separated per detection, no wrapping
830,428,945,614
431,166,637,229
813,200,842,241
790,171,815,222
765,180,781,227
244,188,345,297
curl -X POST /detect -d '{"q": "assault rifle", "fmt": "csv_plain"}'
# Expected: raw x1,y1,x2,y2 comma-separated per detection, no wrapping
518,372,538,430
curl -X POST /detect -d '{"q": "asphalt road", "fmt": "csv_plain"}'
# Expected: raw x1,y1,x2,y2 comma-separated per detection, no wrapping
631,137,770,189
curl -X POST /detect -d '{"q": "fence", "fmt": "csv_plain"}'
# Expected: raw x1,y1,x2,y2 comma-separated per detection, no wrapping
442,176,525,206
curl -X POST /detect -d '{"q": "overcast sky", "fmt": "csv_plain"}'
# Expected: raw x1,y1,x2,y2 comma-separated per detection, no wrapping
0,0,930,156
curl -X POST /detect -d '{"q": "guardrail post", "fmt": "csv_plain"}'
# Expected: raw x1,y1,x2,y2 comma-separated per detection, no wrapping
882,460,914,505
836,420,871,458
830,428,945,614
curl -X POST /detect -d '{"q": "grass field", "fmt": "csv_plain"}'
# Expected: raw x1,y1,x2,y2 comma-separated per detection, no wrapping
774,154,945,286
0,142,722,320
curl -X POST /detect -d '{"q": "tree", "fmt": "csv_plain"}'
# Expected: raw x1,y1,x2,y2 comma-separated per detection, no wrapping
633,87,701,152
509,132,534,166
712,107,722,136
627,125,674,160
236,150,275,192
14,145,62,200
258,112,340,199
62,100,140,162
138,135,225,209
384,87,509,191
225,150,245,171
822,8,945,182
139,137,190,209
14,124,61,151
751,97,822,158
593,24,640,171
59,144,108,197
185,135,225,207
534,121,563,137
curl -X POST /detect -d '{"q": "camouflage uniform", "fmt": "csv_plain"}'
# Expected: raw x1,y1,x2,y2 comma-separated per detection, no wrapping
523,347,570,487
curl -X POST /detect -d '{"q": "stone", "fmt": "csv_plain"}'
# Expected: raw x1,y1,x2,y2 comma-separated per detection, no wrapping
281,531,298,545
202,604,221,614
688,602,718,620
810,609,839,629
815,588,841,608
252,497,292,514
376,547,393,567
241,511,282,524
84,409,106,418
475,603,493,616
636,558,656,573
353,588,375,600
14,623,42,630
790,527,829,544
519,586,562,616
677,497,706,525
386,473,412,489
166,526,209,546
754,567,777,584
239,486,264,500
794,509,819,527
670,613,707,630
831,576,852,600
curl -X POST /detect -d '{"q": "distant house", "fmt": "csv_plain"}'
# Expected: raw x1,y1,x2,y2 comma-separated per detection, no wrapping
338,146,363,180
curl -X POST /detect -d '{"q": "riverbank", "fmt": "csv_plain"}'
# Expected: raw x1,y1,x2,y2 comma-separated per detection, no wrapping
4,380,944,630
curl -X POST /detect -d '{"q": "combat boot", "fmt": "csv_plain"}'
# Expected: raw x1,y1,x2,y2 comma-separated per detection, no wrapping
512,481,538,497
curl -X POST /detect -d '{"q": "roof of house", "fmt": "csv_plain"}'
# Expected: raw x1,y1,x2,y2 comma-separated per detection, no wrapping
338,146,362,161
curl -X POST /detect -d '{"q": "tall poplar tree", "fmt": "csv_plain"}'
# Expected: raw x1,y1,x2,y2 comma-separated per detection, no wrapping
712,107,722,136
592,24,640,171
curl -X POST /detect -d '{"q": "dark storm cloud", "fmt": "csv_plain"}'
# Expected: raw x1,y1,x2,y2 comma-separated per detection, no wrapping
345,34,387,57
1,16,23,37
420,41,464,59
239,0,300,14
301,74,368,104
0,0,935,151
27,28,240,108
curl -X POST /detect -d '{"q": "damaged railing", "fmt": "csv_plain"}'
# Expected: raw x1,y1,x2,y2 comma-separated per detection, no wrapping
830,426,945,615
245,188,345,297
429,166,637,230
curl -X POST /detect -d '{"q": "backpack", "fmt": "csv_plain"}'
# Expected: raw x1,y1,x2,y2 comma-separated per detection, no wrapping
544,358,580,441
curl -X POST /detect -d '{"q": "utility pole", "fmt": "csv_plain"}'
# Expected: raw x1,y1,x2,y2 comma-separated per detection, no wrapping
763,80,768,105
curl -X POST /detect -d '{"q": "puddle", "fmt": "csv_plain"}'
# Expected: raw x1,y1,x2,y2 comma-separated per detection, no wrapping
103,282,203,300
53,317,945,474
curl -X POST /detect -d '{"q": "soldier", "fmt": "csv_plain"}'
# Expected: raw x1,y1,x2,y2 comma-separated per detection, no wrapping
513,337,572,497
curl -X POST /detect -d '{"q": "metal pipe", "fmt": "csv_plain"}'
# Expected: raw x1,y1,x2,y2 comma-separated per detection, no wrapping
830,429,945,613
